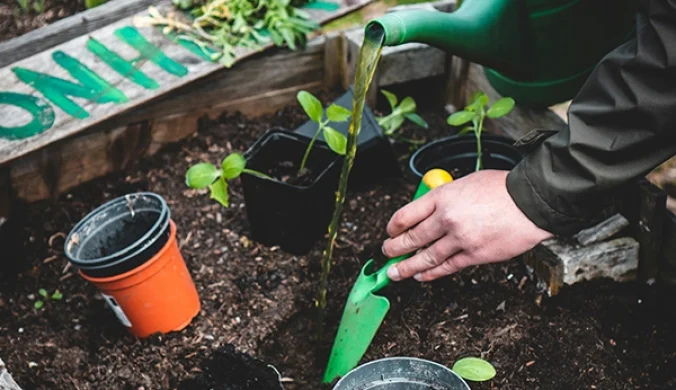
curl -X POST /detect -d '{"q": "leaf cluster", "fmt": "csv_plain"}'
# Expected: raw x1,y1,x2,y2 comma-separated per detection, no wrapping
141,0,318,68
447,92,515,132
446,91,515,171
296,90,351,173
34,288,62,310
185,153,269,207
15,0,45,13
376,89,428,136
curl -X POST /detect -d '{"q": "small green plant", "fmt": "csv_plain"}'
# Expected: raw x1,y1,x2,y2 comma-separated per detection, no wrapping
296,90,350,174
32,0,45,12
85,0,109,9
452,357,497,382
376,89,428,137
446,91,515,171
34,288,63,310
16,0,30,12
185,153,270,207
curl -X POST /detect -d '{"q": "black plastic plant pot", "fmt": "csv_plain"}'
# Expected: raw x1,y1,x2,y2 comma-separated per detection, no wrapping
409,133,524,179
64,192,171,278
332,357,471,390
241,128,342,255
294,86,400,188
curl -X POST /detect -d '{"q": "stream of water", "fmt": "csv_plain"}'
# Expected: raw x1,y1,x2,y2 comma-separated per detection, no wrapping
317,25,385,311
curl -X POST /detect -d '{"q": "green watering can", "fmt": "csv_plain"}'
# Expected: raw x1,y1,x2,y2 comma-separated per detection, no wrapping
323,168,454,384
367,0,637,107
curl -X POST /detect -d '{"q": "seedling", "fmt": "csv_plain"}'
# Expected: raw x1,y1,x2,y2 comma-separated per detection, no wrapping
446,91,515,171
296,90,350,174
376,89,428,138
34,288,63,310
185,153,270,207
452,357,497,382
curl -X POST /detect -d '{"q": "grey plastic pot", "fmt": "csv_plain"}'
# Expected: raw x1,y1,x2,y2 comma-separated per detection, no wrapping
332,357,471,390
64,192,171,278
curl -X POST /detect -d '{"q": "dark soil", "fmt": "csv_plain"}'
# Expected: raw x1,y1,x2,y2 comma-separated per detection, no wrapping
267,160,318,187
0,0,93,42
1,87,675,390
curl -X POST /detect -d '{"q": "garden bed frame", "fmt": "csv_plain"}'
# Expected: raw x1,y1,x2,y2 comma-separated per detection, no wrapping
0,2,673,380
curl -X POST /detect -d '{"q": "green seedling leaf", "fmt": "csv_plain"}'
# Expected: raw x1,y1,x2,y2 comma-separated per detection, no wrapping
297,90,323,122
221,153,246,180
487,97,515,118
380,89,398,110
457,126,474,136
386,115,405,135
470,91,489,107
186,163,221,189
447,110,475,126
326,104,351,123
38,288,47,298
323,126,347,155
209,177,229,207
405,113,428,129
452,357,496,382
398,96,416,114
51,290,63,300
34,300,44,310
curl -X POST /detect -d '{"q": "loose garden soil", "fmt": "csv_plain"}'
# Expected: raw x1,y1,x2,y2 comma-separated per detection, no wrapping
0,0,91,42
1,87,675,390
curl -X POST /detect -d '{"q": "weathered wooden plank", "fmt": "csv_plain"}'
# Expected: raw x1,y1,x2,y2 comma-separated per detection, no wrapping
114,35,329,124
0,0,372,166
0,358,22,390
525,236,639,296
11,75,324,202
0,0,158,68
573,213,629,246
7,31,329,203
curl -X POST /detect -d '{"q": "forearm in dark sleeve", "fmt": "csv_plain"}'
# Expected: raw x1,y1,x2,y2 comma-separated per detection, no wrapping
506,0,676,236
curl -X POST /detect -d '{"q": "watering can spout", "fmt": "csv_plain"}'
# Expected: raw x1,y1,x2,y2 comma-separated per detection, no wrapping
366,0,530,78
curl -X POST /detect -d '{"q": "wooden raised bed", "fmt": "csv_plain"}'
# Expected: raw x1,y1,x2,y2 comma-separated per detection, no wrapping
0,2,667,389
1,0,670,296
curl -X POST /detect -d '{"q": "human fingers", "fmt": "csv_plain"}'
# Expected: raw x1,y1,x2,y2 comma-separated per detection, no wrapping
382,213,445,258
387,236,462,281
413,252,474,282
386,193,436,238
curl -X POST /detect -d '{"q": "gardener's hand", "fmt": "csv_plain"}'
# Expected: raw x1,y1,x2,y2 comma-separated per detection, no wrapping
382,169,553,282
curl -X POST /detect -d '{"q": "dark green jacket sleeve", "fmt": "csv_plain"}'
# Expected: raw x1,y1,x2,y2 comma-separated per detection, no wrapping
506,0,676,236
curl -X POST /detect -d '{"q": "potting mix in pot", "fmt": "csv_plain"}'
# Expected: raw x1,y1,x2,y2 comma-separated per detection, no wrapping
2,0,675,389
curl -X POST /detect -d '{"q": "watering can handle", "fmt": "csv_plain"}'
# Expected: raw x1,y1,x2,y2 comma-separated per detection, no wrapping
372,168,453,291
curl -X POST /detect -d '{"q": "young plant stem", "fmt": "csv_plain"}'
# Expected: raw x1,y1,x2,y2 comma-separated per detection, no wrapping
475,110,485,171
299,122,325,174
242,168,271,179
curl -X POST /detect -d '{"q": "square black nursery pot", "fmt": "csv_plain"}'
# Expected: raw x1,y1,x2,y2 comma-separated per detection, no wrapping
241,128,341,255
294,86,400,188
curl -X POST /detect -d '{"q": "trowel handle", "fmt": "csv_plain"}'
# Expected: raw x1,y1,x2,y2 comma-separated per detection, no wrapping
372,168,453,291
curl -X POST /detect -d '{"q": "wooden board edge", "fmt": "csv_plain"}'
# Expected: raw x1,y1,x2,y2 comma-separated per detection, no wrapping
0,359,23,390
0,0,159,68
0,0,374,166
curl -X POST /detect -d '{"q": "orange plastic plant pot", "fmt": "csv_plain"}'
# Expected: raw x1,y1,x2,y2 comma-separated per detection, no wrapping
80,220,201,338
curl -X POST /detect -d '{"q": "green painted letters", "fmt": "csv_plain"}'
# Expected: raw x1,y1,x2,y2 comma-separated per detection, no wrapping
87,37,160,89
0,92,55,140
114,26,188,77
12,51,128,119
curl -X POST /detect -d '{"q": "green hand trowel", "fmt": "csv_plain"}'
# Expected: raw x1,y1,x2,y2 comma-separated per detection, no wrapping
322,168,454,384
